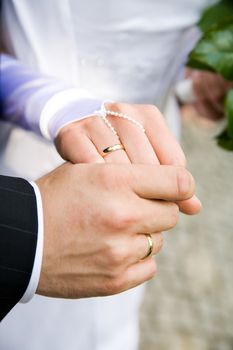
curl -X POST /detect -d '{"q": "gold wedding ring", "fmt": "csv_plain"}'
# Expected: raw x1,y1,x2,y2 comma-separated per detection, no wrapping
141,233,153,260
102,143,125,157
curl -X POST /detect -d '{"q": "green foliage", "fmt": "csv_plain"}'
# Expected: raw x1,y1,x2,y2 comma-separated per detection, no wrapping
187,0,233,150
216,129,233,150
217,90,233,150
188,22,233,80
198,0,233,33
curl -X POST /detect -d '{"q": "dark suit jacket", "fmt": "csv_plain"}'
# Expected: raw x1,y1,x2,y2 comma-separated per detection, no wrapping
0,175,38,321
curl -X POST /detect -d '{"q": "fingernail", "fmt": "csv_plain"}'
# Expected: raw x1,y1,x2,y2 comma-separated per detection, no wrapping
193,195,202,208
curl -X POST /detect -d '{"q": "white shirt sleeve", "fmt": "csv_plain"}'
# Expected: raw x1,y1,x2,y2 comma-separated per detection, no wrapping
20,181,44,303
1,54,104,140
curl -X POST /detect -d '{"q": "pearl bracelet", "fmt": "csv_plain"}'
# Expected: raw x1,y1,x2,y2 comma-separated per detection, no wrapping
94,104,145,138
105,110,145,133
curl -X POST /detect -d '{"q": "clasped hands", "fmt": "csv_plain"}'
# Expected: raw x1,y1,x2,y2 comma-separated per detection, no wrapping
36,102,201,299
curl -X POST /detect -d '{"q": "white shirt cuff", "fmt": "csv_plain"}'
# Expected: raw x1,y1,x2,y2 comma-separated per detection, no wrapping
20,181,44,303
39,88,95,139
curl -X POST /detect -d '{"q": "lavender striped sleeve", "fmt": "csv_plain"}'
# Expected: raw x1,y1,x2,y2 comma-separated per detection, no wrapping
0,54,103,139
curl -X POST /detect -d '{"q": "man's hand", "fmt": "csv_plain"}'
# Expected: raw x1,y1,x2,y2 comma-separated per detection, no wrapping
55,102,200,215
36,162,199,299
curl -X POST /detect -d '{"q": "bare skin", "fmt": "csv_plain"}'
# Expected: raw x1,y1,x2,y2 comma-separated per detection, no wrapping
36,162,198,299
55,102,201,215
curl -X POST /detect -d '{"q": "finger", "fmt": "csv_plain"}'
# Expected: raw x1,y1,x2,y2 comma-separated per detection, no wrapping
105,102,185,166
86,116,131,164
142,105,186,166
108,114,160,164
136,233,164,261
115,258,157,293
110,233,163,268
131,106,201,214
130,164,195,201
55,126,104,164
176,195,202,215
131,199,179,233
130,164,201,215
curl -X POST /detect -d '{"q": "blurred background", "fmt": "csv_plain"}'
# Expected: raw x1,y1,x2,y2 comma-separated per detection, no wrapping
1,1,232,349
140,106,233,350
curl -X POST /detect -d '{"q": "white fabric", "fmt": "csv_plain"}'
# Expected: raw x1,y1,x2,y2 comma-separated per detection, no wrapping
1,0,217,107
20,181,44,303
0,1,216,350
39,88,94,139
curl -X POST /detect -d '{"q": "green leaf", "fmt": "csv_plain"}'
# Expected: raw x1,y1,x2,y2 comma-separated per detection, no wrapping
198,0,233,33
216,128,233,150
186,57,216,72
187,22,233,80
189,1,233,151
216,90,233,151
225,89,233,137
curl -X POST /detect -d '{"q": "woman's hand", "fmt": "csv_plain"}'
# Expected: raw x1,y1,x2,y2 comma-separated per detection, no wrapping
55,102,201,215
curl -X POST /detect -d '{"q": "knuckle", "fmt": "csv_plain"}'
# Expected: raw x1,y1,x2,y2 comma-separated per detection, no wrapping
120,209,140,227
102,238,129,269
110,207,140,231
120,211,139,229
81,115,102,130
58,123,74,139
105,101,121,111
98,206,120,230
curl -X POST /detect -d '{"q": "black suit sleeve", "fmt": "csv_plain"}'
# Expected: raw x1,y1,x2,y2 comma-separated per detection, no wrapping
0,175,38,321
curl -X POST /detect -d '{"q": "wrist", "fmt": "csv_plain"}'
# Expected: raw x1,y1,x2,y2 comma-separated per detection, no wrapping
39,88,104,140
